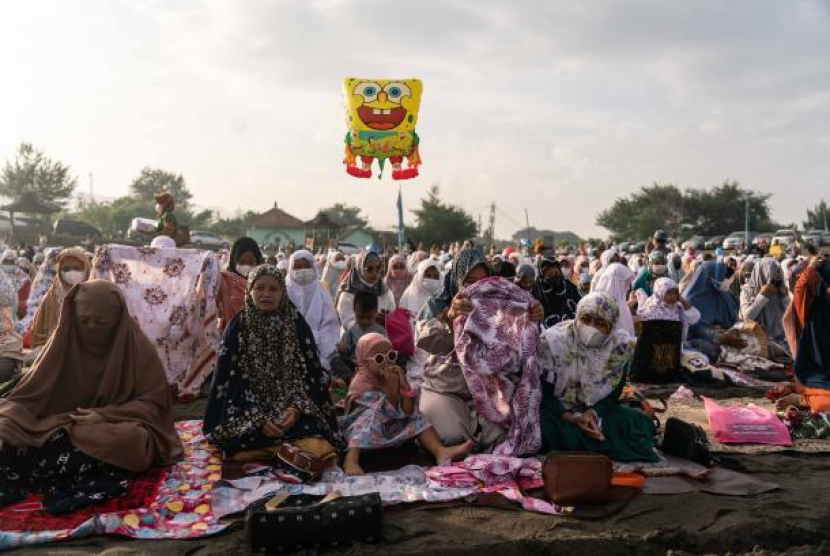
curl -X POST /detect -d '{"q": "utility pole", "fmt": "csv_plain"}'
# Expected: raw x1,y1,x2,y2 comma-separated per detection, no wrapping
824,199,828,232
744,196,750,251
486,202,496,252
525,208,531,255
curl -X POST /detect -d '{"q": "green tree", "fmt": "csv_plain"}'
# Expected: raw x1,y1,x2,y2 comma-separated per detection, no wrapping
407,185,478,247
72,196,156,235
320,202,368,228
129,167,192,209
683,181,775,235
211,210,258,239
0,142,77,208
596,184,685,240
803,200,829,231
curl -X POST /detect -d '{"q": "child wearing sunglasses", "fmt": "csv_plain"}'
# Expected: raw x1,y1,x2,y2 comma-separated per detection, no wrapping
340,333,473,476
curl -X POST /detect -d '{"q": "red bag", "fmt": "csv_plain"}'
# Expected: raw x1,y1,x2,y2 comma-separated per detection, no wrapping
385,308,414,357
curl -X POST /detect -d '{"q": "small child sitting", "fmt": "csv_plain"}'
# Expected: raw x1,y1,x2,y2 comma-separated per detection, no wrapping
330,291,387,385
340,333,473,476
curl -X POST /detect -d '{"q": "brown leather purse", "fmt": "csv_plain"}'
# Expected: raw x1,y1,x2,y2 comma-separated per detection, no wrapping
543,452,613,505
276,444,326,482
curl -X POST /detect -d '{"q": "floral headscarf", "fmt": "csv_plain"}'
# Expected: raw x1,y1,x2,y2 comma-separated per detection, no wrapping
339,251,387,299
539,293,633,413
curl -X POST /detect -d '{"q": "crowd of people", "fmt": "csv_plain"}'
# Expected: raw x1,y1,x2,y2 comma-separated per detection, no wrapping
0,223,828,514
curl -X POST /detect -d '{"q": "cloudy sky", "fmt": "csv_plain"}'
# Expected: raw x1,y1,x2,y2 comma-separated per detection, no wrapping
1,0,828,238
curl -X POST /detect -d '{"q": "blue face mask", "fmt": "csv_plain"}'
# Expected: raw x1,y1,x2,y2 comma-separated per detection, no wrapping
1,264,15,273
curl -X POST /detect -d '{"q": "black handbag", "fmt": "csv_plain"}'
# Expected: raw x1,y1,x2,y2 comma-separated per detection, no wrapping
245,491,382,553
661,417,713,467
630,320,682,383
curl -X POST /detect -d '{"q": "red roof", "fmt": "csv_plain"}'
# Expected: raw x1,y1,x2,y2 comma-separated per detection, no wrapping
251,205,304,228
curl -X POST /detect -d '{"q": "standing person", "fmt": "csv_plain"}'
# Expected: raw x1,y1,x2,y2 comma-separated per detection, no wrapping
538,293,657,462
29,248,91,349
286,250,341,371
384,254,413,307
154,192,177,240
1,250,31,320
336,251,396,332
594,262,636,337
532,256,581,329
0,281,183,513
740,258,792,363
590,248,620,292
203,266,343,462
217,237,263,332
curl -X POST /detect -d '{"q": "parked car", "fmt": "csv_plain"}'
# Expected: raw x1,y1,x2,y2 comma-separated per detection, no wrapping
615,241,631,253
705,236,725,250
722,231,756,251
629,241,646,254
189,230,230,249
51,218,102,245
804,230,830,246
336,242,361,255
753,233,773,248
771,229,800,246
682,236,706,250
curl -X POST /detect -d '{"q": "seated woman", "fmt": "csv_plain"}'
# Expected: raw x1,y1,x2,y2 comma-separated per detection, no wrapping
0,271,23,385
29,247,90,349
632,251,669,297
538,293,658,462
594,262,636,336
203,265,343,464
417,249,543,451
336,251,396,331
532,256,581,329
637,277,701,345
684,261,746,362
514,263,536,292
341,333,472,475
217,237,263,332
1,250,31,320
286,250,341,371
399,259,443,322
320,251,347,299
776,257,830,412
384,254,413,307
0,281,182,513
740,257,792,363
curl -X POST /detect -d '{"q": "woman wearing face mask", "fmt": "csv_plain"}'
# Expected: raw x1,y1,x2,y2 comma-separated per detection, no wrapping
217,237,263,332
320,251,347,299
416,249,544,451
29,248,90,349
0,281,182,513
398,259,444,386
336,251,396,332
538,293,658,462
0,268,22,384
632,251,669,297
532,256,582,329
286,250,341,371
384,254,413,307
740,257,792,363
637,277,701,346
203,266,343,463
17,247,61,335
666,252,685,283
1,250,30,320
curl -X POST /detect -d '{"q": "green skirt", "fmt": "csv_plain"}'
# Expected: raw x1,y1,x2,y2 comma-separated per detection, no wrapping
540,395,658,462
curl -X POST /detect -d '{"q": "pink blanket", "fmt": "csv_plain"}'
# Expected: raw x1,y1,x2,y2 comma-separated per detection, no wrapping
454,277,542,456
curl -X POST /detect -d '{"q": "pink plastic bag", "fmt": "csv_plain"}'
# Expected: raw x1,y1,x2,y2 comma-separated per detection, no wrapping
385,308,414,357
703,397,792,446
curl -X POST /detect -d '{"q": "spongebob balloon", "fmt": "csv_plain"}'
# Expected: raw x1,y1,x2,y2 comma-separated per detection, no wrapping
342,77,423,180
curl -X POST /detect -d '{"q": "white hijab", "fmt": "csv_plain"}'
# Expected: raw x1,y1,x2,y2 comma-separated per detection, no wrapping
399,259,442,320
594,262,636,336
285,250,341,368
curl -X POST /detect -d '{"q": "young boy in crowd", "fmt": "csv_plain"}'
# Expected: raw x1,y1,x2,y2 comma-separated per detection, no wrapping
330,291,387,387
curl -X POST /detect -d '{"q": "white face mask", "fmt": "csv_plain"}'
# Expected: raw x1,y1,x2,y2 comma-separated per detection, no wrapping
332,260,346,270
236,264,253,277
1,264,15,273
422,277,442,294
562,267,573,279
576,320,609,348
652,264,668,276
155,203,164,213
61,270,85,286
292,268,316,285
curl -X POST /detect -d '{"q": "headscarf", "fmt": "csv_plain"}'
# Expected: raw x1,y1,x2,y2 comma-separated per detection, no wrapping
793,261,830,389
399,258,442,318
384,254,413,305
205,265,341,448
742,257,788,340
684,261,737,328
408,250,429,273
29,247,91,348
339,251,387,301
540,293,633,413
0,281,183,471
286,250,340,365
590,248,618,292
1,249,29,293
150,236,176,249
18,247,62,332
346,332,390,406
514,263,536,284
423,248,489,318
667,252,684,283
154,192,175,213
594,262,636,336
320,251,346,298
228,237,263,276
532,256,581,329
637,277,689,343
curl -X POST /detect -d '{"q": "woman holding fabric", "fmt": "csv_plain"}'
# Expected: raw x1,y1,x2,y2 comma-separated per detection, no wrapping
417,249,544,452
204,266,343,462
286,250,341,371
29,247,90,349
217,237,263,332
0,281,182,513
336,251,396,331
538,293,658,462
532,256,582,329
740,257,792,363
